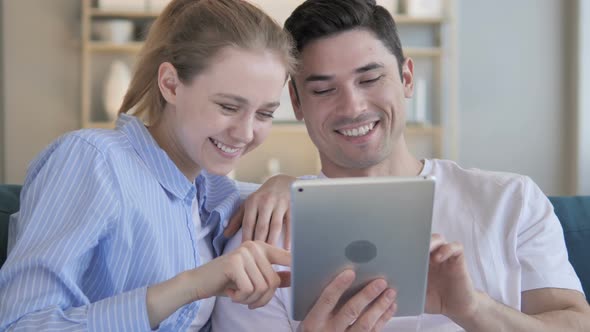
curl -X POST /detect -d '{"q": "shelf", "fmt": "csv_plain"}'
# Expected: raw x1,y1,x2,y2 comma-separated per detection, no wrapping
84,121,115,129
83,120,439,135
404,47,442,57
85,42,442,58
90,9,159,19
393,15,444,24
405,124,441,136
88,11,444,25
87,41,144,53
83,120,307,131
81,0,456,160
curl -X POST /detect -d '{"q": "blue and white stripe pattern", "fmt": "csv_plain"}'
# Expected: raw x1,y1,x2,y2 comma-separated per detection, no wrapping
0,114,240,331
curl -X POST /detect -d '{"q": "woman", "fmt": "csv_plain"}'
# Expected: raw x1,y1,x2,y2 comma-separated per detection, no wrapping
0,0,295,330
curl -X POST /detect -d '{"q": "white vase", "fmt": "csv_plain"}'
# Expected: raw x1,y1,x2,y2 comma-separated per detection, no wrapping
405,0,443,17
147,0,171,11
92,20,134,44
97,0,146,11
103,60,132,121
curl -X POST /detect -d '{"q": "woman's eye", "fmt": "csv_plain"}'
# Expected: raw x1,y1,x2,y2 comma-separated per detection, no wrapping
257,111,275,120
360,75,383,85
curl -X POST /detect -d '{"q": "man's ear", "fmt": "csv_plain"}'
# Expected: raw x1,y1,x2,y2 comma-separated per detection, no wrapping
288,79,304,121
158,62,180,105
402,57,415,98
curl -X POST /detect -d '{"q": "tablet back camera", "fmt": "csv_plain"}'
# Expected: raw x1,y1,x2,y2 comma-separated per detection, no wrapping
345,240,377,263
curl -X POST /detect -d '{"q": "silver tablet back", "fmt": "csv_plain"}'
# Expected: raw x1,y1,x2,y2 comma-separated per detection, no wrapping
290,176,435,321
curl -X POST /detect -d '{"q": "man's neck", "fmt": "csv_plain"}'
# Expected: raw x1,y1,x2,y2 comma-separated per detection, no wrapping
321,143,424,178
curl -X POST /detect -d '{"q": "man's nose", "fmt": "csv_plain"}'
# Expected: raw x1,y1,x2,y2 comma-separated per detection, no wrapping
338,86,367,116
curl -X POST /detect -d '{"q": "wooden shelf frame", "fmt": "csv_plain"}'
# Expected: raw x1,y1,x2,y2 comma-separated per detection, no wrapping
81,0,457,162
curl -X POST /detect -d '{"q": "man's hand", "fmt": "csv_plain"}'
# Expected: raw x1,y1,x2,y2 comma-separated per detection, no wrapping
425,233,478,320
224,174,296,248
299,270,397,332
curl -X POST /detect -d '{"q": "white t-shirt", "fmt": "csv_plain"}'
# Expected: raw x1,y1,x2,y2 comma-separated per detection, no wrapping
212,159,584,331
188,197,217,332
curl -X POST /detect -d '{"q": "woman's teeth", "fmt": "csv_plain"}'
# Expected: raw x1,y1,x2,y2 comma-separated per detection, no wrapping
211,138,239,153
338,122,376,137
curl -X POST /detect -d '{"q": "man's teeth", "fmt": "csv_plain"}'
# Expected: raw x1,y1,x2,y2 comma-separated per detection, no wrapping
211,139,240,153
338,122,376,137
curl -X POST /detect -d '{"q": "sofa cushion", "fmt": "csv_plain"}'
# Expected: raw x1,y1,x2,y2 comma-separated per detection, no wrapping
0,186,588,303
549,196,590,302
0,185,21,267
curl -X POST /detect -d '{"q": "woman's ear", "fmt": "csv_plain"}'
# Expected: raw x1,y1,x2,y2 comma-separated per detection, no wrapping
402,57,415,98
289,79,304,121
158,62,180,105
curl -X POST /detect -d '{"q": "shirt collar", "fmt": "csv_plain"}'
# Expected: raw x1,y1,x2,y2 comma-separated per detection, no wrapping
116,114,195,200
196,170,241,220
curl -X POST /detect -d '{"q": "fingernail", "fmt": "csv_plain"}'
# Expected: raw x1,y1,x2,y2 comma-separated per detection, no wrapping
386,289,396,300
340,270,354,282
373,279,387,292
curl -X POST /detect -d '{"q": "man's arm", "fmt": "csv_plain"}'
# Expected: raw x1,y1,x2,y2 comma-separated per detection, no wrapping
427,234,590,332
452,288,590,331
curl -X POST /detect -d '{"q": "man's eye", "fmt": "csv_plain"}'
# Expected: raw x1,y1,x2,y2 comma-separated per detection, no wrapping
313,88,335,95
219,104,238,112
360,75,383,85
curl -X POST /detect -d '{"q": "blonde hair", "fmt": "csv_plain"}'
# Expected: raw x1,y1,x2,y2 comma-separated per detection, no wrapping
119,0,295,125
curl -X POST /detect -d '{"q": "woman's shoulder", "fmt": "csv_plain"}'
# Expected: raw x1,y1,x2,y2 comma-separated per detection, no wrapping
25,129,132,183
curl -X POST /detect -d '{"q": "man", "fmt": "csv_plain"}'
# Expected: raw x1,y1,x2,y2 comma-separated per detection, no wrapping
213,0,590,331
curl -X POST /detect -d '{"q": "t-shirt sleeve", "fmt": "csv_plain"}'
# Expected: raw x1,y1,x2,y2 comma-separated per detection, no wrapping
517,177,584,294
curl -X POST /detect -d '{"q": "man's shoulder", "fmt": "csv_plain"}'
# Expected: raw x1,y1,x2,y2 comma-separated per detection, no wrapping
430,159,531,193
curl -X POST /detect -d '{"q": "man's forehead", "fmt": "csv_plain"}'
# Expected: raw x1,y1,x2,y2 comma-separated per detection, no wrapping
297,31,395,77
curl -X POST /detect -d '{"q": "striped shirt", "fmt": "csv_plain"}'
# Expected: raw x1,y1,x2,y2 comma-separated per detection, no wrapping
0,114,240,331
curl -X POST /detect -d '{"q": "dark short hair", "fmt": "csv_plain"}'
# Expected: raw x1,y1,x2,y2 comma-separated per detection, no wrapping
284,0,405,77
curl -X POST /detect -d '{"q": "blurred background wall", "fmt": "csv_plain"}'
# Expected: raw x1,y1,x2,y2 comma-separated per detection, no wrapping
1,0,588,195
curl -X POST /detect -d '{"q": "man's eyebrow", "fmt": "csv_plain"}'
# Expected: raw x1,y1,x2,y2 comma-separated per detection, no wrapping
355,62,384,74
304,74,334,82
214,93,280,109
303,62,385,83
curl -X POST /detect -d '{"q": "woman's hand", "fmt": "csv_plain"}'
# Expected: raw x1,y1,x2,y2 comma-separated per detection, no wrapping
146,240,291,329
190,240,291,308
224,174,296,248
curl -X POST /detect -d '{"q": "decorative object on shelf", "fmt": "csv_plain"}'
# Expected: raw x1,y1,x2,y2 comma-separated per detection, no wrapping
261,158,281,182
103,60,132,121
97,0,146,11
92,20,135,44
146,0,171,11
246,0,300,25
376,0,399,14
413,78,428,124
404,0,443,17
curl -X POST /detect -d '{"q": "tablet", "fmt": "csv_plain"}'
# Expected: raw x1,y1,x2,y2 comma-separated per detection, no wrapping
290,176,435,321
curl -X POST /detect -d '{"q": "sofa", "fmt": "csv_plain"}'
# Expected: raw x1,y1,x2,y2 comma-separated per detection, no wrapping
0,185,588,303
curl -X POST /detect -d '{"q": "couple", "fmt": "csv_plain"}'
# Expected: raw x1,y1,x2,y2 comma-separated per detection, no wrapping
0,0,588,331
